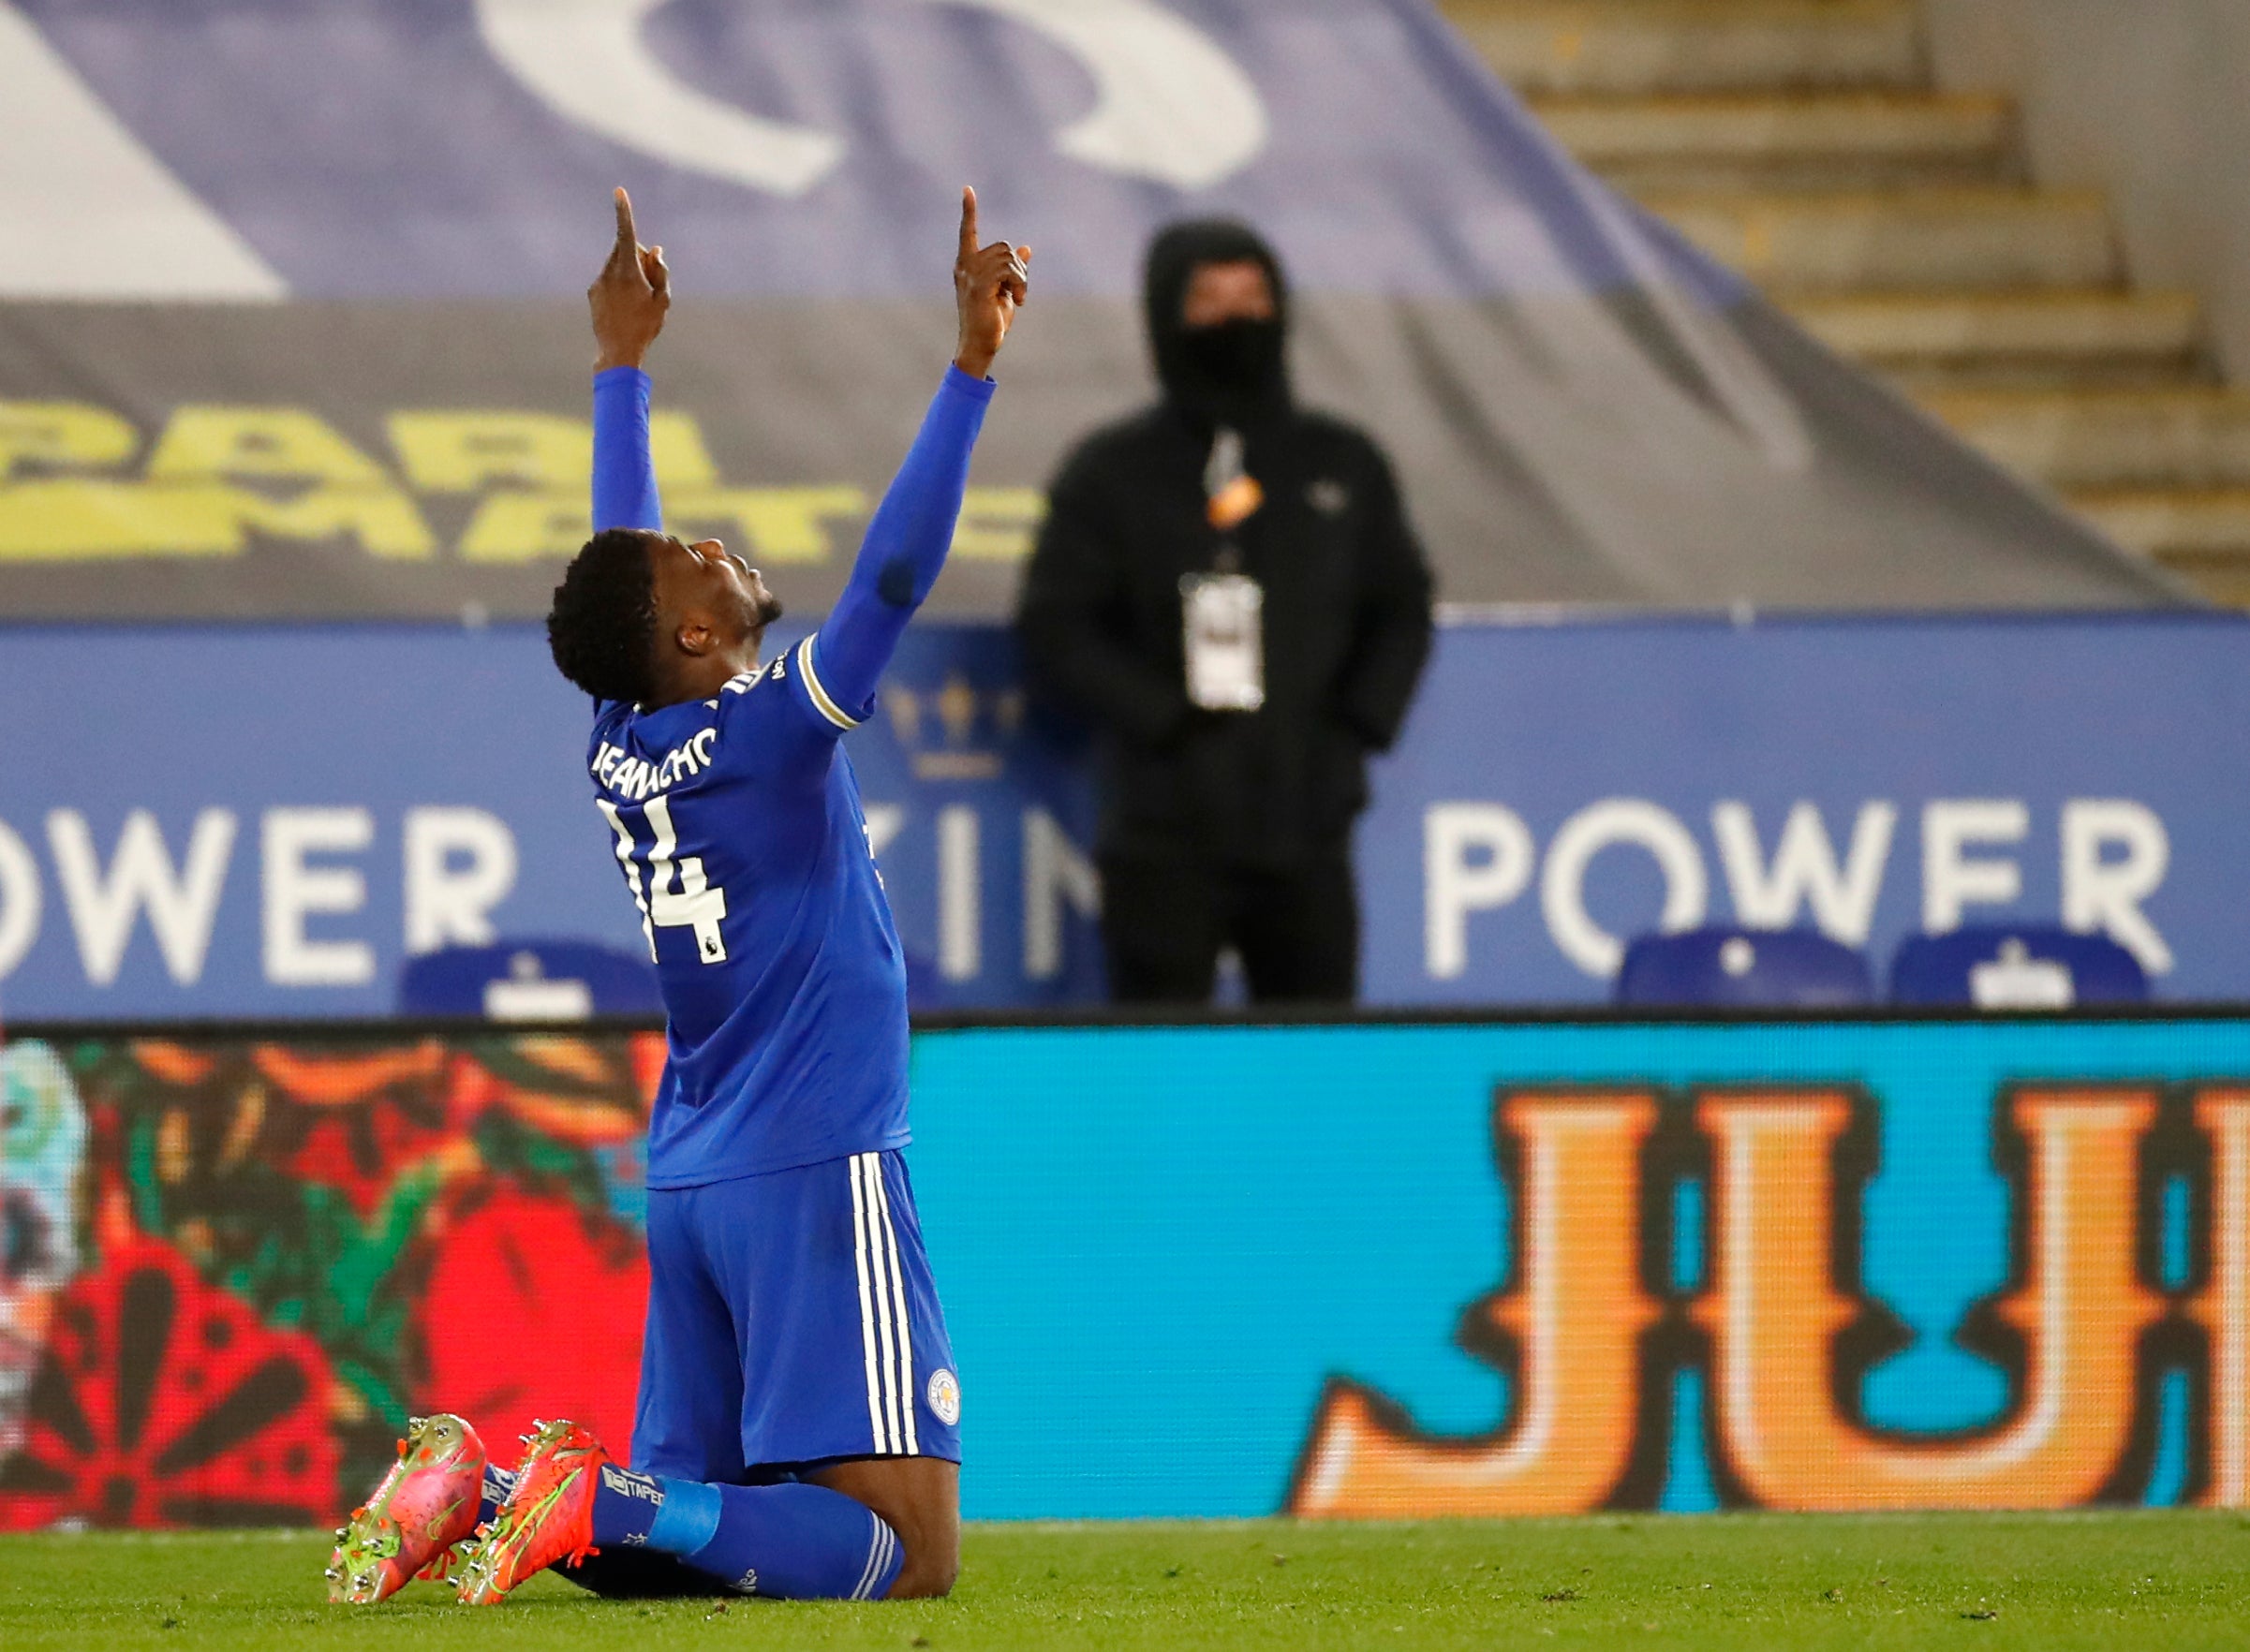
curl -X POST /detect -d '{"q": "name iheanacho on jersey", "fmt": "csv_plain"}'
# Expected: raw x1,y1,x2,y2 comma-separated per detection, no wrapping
585,646,851,803
590,725,721,801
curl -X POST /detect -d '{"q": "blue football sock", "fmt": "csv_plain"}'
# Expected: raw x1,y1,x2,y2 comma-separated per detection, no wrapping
590,1471,903,1600
589,1463,671,1547
690,1482,905,1600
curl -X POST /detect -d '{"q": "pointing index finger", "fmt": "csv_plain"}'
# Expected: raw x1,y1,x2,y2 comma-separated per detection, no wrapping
613,187,639,259
958,185,980,264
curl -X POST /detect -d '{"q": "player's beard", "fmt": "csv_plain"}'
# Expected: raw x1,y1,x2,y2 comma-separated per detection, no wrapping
733,574,783,640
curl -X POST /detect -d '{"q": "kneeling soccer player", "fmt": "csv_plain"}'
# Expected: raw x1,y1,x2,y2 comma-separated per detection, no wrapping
326,186,1028,1607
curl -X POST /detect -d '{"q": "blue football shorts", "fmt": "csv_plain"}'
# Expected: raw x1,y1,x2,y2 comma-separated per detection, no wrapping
630,1149,961,1480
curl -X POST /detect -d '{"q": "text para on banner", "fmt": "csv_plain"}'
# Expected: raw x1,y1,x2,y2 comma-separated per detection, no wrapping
0,803,1101,999
0,807,517,988
0,400,1044,566
1290,1081,2244,1516
0,794,2182,1003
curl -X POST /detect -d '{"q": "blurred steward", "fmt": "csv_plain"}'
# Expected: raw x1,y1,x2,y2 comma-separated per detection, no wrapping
1015,221,1434,1005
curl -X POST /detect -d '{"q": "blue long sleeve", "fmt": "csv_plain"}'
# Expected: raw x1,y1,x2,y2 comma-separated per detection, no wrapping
593,365,663,533
812,365,994,716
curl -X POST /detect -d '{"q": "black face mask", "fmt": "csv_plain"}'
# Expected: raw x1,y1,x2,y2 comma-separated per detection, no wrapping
1177,317,1285,393
1145,220,1293,426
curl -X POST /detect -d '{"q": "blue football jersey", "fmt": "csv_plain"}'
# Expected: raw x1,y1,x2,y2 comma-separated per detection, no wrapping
586,635,906,1187
580,362,992,1187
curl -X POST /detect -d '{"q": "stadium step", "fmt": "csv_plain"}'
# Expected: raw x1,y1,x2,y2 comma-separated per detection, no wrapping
1449,0,2250,607
1531,92,2013,193
1646,189,2116,295
1787,291,2204,389
1448,0,1922,96
2064,489,2250,606
1924,390,2250,491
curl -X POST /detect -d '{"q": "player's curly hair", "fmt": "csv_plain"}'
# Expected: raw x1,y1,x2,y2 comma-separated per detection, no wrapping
547,528,660,705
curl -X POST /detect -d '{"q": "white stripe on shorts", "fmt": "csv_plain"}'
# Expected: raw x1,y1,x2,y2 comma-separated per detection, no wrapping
862,1154,907,1453
849,1153,892,1453
871,1161,920,1455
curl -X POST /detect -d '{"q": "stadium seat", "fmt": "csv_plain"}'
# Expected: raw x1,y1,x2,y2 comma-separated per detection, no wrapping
1888,926,2149,1009
395,939,662,1020
1613,927,1874,1009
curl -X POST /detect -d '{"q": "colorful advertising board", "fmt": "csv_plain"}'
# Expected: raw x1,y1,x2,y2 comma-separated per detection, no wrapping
2,1014,2247,1527
2,613,2246,1021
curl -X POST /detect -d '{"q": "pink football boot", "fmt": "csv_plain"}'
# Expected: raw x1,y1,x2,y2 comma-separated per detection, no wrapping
454,1418,607,1605
325,1412,489,1604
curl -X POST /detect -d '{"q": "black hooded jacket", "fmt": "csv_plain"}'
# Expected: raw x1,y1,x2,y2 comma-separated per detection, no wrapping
1014,221,1435,870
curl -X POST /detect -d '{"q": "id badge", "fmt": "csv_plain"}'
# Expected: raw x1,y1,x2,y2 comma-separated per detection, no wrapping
1180,572,1266,712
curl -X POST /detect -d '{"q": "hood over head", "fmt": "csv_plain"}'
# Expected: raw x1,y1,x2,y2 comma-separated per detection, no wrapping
1143,218,1291,430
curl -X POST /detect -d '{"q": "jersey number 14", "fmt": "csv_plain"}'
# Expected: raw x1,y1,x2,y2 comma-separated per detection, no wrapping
596,794,729,965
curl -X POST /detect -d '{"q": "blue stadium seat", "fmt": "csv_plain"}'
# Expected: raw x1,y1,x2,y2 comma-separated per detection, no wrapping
395,939,662,1020
1888,926,2148,1009
1614,927,1874,1010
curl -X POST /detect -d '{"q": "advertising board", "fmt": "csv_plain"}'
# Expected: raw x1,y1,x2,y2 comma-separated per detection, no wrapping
0,613,2243,1018
3,1014,2246,1526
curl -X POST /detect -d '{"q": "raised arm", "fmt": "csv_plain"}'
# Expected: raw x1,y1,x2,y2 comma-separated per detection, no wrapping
588,188,671,533
810,189,1029,716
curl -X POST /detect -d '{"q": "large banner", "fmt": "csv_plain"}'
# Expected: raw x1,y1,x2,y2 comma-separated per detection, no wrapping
0,613,2243,1020
0,1027,659,1529
0,0,2177,616
5,1015,2249,1526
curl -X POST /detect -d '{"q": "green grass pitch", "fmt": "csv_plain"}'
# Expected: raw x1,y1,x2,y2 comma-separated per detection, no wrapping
3,1513,2244,1650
